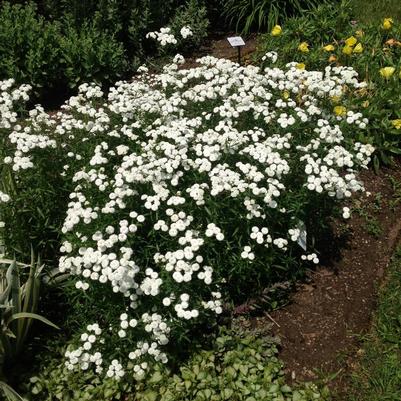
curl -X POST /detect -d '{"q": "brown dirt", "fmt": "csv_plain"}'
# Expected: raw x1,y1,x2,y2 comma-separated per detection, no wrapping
245,163,401,396
182,33,258,69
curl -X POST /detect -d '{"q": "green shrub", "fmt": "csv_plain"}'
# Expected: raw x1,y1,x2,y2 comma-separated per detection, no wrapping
60,17,128,89
0,3,60,94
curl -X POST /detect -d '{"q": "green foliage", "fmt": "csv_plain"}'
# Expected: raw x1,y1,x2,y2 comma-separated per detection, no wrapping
0,2,61,94
222,0,321,34
26,333,330,401
0,0,211,102
169,0,210,53
254,0,401,169
349,0,401,23
0,381,25,401
60,17,128,89
0,254,58,401
0,253,58,365
346,247,401,400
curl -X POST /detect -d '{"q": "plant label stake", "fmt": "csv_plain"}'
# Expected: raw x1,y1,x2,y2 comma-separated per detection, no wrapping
227,36,246,65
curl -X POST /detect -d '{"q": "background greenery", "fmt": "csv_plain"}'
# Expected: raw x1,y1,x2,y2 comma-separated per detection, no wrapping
255,0,401,170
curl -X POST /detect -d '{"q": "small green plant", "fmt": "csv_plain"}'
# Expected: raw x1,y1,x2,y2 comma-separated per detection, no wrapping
352,199,383,238
388,176,401,211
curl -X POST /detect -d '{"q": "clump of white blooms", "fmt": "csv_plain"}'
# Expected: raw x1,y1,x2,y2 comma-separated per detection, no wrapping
0,53,374,379
180,26,193,39
146,27,177,47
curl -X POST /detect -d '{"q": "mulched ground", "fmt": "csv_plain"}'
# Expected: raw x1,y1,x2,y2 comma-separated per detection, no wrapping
241,162,401,397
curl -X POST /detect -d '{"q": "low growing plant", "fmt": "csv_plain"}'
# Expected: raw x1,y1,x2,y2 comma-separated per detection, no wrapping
26,332,330,401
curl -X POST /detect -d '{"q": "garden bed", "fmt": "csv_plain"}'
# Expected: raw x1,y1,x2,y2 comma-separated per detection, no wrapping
243,162,401,392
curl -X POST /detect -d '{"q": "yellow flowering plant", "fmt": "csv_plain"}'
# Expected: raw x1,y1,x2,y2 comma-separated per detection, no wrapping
298,42,309,53
353,43,363,53
392,119,401,129
271,25,282,36
333,105,347,116
323,44,335,52
380,67,396,79
383,18,393,30
342,45,353,55
345,36,357,47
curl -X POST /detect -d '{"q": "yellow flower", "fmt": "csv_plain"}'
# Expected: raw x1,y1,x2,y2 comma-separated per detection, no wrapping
342,45,353,55
392,119,401,129
298,42,309,53
328,55,338,63
271,25,282,36
345,36,357,47
355,30,364,38
323,44,335,52
353,43,363,53
383,18,393,30
296,63,306,70
362,100,370,108
334,106,347,116
380,66,396,79
282,90,290,99
330,95,342,104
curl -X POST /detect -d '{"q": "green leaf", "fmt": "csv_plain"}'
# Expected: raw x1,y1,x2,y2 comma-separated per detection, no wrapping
7,312,59,330
0,381,25,401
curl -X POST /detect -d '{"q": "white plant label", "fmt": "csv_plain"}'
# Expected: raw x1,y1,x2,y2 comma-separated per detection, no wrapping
227,36,245,47
297,221,307,251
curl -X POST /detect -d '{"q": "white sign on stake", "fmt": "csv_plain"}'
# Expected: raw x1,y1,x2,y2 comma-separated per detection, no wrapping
297,220,307,251
227,36,245,47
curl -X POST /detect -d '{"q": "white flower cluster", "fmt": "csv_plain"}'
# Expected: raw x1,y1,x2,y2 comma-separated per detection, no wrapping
0,79,30,129
2,54,375,379
146,27,177,47
180,26,193,39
